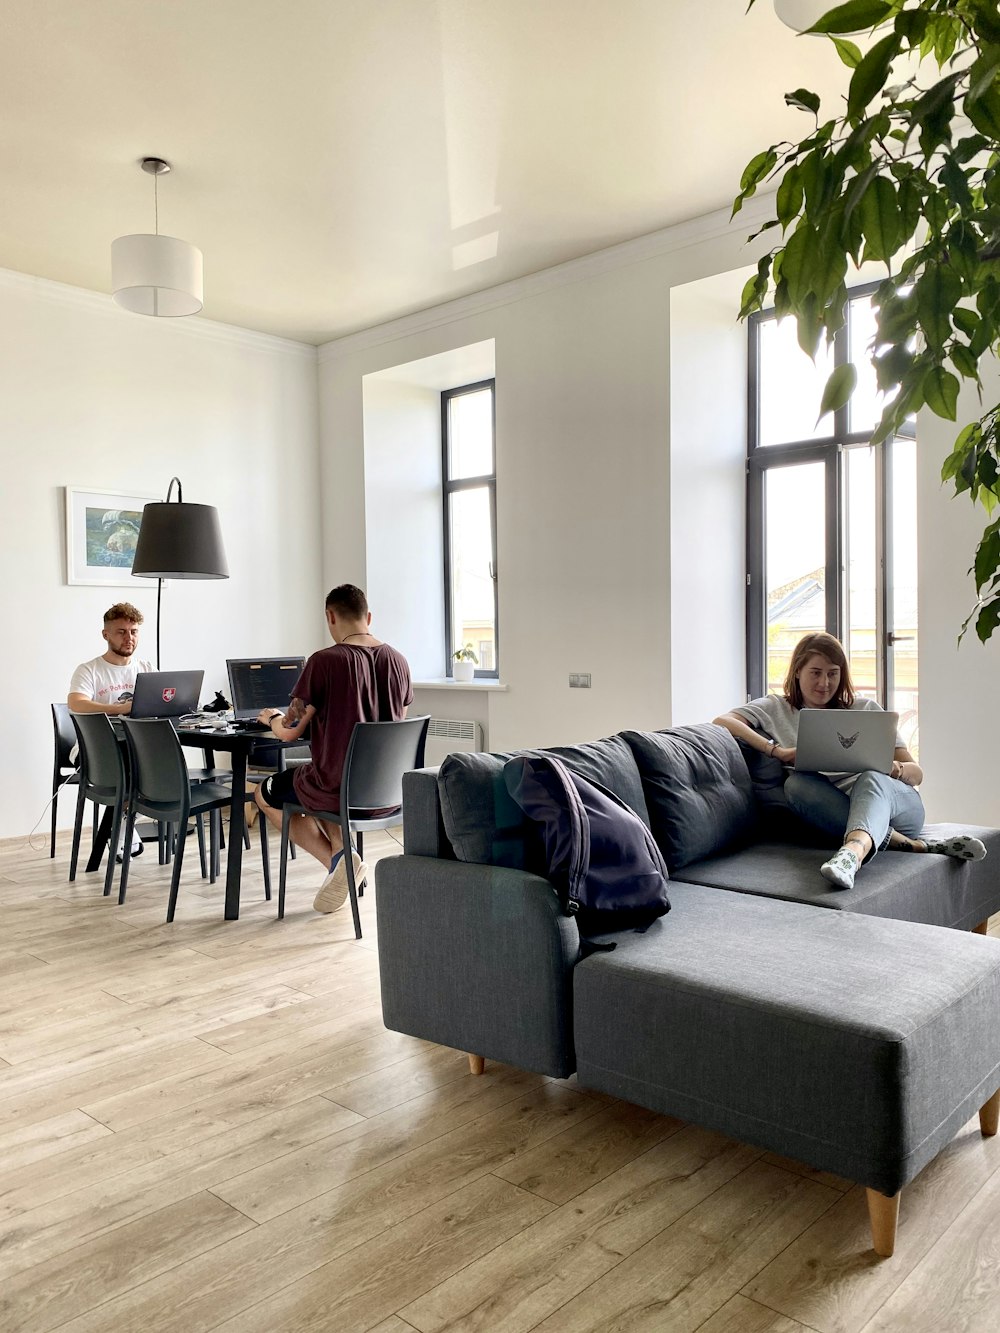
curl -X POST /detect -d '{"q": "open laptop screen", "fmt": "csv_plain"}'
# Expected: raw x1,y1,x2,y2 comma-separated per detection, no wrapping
130,670,205,719
227,657,305,720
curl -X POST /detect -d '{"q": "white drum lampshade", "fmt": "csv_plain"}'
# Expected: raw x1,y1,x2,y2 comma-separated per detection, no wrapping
111,233,203,317
774,1,846,31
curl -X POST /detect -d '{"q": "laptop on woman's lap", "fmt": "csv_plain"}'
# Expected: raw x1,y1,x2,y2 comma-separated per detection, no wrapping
794,708,898,774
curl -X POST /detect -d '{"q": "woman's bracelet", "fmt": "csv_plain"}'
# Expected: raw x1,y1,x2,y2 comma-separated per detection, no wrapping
767,742,776,757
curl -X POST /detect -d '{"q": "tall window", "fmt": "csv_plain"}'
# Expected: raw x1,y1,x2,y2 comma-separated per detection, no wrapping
747,286,918,752
442,380,498,678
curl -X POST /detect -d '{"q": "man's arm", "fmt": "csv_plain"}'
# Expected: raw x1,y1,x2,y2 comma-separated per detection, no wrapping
258,698,314,742
67,692,131,716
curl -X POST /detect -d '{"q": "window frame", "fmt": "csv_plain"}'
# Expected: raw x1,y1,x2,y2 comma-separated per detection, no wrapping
442,378,499,680
746,282,915,702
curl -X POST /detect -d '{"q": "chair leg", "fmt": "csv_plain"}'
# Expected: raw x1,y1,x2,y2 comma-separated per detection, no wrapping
104,803,123,898
468,1054,485,1076
278,810,292,919
50,780,59,858
866,1188,899,1257
118,809,138,905
259,817,271,900
166,823,188,922
69,787,87,883
196,814,208,880
355,828,364,896
213,810,222,881
343,837,363,940
981,1088,1000,1137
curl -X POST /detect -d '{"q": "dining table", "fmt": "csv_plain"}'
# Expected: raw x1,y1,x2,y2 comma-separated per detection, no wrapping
84,722,304,920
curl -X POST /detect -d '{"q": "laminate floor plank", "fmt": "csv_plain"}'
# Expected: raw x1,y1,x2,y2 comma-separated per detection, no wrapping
400,1124,763,1333
0,1109,111,1174
744,1119,1000,1333
861,1165,1000,1331
698,1294,815,1332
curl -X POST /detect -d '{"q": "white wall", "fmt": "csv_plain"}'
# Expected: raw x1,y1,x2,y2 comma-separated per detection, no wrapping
916,364,1000,825
669,269,751,723
0,269,321,840
318,211,767,752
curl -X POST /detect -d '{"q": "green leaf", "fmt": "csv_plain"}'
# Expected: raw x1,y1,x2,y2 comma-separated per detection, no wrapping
847,33,900,121
805,1,892,36
969,47,1000,103
966,84,1000,141
776,165,804,229
940,157,973,215
923,365,960,420
954,307,980,339
831,36,862,68
786,87,821,115
858,176,901,262
916,264,962,350
975,599,1000,644
740,149,778,194
975,525,1000,594
818,363,858,419
951,343,980,380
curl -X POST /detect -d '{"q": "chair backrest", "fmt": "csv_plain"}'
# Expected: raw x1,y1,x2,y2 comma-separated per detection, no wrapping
70,712,125,795
120,718,191,813
52,702,77,771
341,716,431,812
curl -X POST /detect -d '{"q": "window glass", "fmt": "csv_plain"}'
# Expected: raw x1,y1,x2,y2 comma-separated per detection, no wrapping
890,438,919,755
448,389,493,479
845,448,878,701
764,461,825,694
758,317,836,447
448,486,496,671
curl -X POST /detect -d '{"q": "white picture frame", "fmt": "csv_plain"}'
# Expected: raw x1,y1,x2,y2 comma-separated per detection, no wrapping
64,487,158,587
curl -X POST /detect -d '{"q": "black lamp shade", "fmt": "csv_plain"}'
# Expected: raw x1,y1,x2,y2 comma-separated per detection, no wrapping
131,501,229,580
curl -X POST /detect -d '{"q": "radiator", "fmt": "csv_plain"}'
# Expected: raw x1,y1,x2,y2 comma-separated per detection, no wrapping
423,717,483,767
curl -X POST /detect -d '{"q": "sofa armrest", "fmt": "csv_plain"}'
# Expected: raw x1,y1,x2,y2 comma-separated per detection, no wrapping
375,854,581,1078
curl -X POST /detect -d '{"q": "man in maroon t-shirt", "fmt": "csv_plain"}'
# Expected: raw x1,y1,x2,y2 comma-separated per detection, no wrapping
254,584,413,915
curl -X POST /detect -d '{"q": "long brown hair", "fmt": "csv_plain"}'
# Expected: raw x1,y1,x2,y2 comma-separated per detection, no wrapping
782,632,855,709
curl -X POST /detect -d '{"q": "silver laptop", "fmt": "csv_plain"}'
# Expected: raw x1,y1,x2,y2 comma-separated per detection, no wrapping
130,670,204,719
795,708,898,775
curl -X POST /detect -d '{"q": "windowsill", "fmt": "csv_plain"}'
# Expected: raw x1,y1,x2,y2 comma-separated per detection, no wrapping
413,679,508,692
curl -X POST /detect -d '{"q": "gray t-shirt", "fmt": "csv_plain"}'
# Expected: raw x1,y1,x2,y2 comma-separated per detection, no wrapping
734,694,904,792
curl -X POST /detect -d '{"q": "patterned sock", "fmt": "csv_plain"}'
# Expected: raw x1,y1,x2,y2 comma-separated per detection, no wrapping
820,845,861,890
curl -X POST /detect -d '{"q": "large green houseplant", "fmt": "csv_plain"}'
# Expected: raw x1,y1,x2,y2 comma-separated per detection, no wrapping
734,0,1000,640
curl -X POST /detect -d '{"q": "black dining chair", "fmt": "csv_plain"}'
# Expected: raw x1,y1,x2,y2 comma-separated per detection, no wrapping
119,719,234,922
68,712,131,898
277,715,430,937
51,702,90,858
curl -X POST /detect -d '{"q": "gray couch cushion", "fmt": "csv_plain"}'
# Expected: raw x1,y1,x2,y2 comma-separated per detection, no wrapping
574,880,1000,1194
671,822,1000,931
438,734,650,867
622,724,755,870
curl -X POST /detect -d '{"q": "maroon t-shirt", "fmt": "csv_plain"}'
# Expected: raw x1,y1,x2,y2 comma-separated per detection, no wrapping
291,642,413,812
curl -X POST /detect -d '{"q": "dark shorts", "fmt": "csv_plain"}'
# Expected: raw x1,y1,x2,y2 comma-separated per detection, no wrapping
259,768,300,809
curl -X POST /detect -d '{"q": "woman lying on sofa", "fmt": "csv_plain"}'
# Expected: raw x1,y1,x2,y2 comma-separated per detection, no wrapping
713,631,986,890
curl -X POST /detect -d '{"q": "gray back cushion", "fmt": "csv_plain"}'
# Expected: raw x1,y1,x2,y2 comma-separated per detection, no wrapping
622,724,756,870
438,733,650,867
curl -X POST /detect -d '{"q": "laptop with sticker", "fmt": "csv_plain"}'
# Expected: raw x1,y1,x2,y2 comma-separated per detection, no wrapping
794,707,898,775
129,670,204,719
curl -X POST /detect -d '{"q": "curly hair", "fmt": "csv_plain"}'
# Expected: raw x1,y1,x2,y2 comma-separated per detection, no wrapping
325,584,368,618
103,602,144,625
782,632,855,709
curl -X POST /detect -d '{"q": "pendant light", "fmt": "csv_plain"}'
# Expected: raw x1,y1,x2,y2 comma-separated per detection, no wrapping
112,158,203,317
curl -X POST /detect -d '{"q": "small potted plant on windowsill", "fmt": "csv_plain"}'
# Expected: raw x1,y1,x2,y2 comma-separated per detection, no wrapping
452,644,478,682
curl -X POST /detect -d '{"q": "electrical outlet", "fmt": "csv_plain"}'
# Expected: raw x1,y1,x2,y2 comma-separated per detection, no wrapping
569,673,592,688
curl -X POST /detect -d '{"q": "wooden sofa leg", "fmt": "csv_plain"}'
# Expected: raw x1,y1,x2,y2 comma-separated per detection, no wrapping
467,1054,485,1076
980,1089,1000,1137
866,1188,899,1257
972,919,990,935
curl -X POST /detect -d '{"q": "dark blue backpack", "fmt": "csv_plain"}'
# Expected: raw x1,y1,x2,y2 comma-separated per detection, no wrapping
504,753,670,935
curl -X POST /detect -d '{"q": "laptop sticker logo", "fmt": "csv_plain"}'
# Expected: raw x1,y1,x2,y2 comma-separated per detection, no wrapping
162,688,176,702
837,731,859,749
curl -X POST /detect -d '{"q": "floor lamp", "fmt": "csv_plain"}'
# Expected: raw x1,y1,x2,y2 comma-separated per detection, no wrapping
131,477,229,668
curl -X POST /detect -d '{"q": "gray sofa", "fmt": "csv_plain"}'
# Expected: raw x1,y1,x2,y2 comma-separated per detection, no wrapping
375,723,1000,1255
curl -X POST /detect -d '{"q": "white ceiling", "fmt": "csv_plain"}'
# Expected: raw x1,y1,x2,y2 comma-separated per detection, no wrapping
0,0,857,345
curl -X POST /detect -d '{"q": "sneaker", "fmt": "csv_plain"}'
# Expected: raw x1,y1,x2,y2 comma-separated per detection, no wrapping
116,841,144,865
313,849,368,914
820,846,860,891
921,834,988,862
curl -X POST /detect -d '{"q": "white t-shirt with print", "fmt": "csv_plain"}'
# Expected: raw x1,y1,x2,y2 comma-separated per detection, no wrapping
69,656,153,709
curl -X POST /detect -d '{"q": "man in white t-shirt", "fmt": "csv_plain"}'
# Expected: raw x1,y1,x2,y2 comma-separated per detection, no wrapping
68,602,152,717
68,602,152,860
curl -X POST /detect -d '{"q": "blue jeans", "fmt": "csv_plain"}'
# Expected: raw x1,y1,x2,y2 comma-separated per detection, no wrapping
783,771,925,861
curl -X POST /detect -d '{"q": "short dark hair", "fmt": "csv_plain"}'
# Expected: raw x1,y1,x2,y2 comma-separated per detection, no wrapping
104,602,143,625
783,632,855,709
325,584,368,618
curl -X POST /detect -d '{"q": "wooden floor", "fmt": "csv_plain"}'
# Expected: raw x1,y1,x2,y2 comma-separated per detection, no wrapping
2,831,1000,1332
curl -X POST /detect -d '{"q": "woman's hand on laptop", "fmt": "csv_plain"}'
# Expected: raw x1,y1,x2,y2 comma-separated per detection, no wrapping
773,745,795,764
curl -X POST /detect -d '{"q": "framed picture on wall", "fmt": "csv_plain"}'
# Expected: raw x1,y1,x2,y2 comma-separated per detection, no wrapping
64,487,157,586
